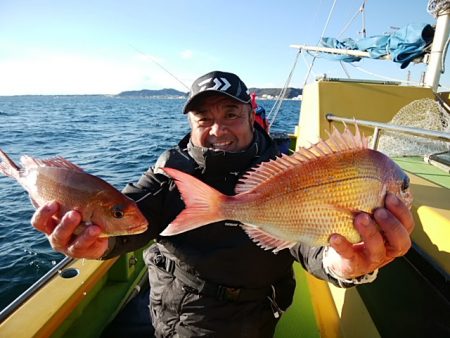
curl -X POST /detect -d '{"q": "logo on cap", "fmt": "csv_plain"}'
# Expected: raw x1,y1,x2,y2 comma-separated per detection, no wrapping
197,77,231,92
183,71,250,113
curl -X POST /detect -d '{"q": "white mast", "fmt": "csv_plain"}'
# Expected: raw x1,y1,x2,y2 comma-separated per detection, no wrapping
424,9,450,91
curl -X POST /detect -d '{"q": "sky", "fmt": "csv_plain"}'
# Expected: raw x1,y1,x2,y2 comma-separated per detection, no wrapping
0,0,445,95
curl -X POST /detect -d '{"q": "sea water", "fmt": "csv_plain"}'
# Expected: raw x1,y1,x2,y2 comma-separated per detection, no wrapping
0,95,300,311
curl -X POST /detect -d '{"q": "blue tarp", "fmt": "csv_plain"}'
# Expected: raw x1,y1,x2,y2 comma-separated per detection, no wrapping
318,23,434,68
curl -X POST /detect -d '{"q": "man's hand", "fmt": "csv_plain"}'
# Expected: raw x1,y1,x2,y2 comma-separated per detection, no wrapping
31,201,109,259
328,192,415,279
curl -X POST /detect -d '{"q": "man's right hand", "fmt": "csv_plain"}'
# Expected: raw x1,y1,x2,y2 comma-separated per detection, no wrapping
31,201,109,259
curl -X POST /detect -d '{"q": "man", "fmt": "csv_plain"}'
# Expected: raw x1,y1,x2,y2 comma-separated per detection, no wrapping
32,71,414,337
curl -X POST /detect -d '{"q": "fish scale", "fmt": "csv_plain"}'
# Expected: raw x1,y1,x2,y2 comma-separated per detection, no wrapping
30,167,98,216
160,126,413,252
223,171,382,245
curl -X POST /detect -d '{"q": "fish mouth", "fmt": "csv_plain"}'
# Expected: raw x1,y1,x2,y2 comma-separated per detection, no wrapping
100,222,148,238
128,222,148,234
399,189,413,209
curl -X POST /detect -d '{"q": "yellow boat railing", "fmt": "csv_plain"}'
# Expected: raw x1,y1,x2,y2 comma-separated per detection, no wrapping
0,256,74,322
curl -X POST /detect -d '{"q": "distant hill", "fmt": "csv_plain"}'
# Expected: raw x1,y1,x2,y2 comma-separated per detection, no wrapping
116,88,187,98
116,87,302,99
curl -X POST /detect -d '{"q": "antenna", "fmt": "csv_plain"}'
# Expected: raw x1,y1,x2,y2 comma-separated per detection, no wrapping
360,0,367,38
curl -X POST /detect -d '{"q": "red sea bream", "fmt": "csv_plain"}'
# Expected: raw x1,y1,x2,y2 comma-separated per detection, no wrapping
0,150,148,237
160,126,413,252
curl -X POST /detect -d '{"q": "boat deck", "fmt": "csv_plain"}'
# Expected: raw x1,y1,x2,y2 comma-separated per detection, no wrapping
394,156,450,275
394,155,450,188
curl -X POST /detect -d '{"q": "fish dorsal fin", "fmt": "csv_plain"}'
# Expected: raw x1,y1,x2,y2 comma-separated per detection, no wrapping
20,155,85,172
324,123,368,152
235,125,367,194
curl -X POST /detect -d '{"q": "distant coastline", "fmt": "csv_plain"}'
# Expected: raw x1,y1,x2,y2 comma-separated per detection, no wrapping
0,87,302,100
116,87,302,100
116,88,187,99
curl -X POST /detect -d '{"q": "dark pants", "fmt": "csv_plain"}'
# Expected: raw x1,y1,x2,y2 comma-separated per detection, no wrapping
101,283,155,338
145,245,290,338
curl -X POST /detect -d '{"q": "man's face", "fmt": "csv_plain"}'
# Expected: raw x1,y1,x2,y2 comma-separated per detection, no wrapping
188,95,255,153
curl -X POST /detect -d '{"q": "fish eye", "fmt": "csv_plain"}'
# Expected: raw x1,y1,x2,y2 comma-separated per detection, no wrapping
112,205,124,219
401,176,410,192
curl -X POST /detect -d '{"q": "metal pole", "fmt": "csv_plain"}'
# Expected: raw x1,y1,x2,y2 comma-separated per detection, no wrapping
326,113,450,142
424,10,450,91
0,256,73,322
371,127,381,149
290,44,372,58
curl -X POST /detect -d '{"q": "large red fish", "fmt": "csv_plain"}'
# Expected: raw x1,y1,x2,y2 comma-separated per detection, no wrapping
0,150,148,237
161,126,413,252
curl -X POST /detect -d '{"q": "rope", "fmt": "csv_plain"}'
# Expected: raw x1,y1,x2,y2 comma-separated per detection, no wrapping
337,0,367,38
339,61,351,78
441,37,450,73
348,63,424,85
302,0,338,87
301,52,318,79
267,51,301,128
302,57,318,88
319,0,338,42
303,0,371,86
129,44,190,91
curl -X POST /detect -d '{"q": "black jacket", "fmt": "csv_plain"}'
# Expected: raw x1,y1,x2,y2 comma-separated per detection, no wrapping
104,125,338,288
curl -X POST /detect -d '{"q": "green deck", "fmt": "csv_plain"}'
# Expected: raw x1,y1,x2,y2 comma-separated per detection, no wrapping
275,263,321,338
394,156,450,188
368,156,450,337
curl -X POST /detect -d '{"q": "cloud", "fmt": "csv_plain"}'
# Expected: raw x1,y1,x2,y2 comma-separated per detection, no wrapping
133,52,165,64
0,50,191,95
180,50,193,59
0,54,121,94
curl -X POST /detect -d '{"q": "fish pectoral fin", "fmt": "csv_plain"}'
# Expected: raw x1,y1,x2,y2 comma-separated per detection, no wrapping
29,196,40,209
241,224,296,254
321,204,362,217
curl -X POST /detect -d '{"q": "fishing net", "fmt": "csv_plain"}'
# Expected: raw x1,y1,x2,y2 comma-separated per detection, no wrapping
376,98,450,157
428,0,450,17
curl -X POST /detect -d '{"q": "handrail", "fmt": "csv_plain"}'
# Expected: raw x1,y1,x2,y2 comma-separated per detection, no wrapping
0,256,73,322
326,113,450,149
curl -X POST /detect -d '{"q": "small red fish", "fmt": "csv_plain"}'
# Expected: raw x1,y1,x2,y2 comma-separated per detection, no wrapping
0,149,148,237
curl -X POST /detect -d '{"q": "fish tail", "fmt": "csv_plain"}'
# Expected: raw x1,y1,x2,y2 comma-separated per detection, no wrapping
160,167,228,236
0,148,20,179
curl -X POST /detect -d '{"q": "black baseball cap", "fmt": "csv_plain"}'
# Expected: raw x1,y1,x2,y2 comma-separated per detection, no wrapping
183,70,251,114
